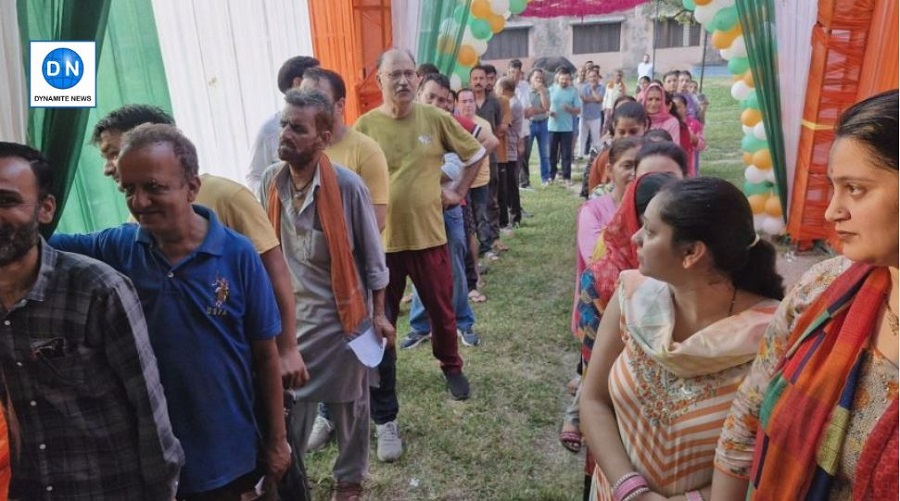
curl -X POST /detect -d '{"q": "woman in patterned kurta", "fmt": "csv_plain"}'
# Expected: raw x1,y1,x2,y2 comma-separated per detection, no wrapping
712,90,899,500
581,177,784,501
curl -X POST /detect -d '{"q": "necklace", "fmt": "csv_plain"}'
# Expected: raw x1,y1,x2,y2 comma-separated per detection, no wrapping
885,296,899,337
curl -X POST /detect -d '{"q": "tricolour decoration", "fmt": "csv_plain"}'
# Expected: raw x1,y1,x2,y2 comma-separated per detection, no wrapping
437,0,532,89
683,0,783,235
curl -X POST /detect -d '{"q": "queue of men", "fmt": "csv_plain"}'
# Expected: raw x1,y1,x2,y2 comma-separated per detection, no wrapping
0,48,536,500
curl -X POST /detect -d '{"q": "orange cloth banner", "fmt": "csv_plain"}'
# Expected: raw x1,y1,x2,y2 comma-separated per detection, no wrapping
306,0,392,123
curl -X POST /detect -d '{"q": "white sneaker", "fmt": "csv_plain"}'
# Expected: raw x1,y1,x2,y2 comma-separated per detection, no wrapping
375,420,403,462
307,415,334,452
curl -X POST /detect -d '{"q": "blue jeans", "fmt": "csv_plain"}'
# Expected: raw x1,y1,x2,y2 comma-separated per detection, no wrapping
409,206,475,333
470,185,493,255
529,119,550,182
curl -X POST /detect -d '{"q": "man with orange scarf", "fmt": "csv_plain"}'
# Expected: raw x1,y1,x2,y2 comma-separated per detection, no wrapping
259,88,393,501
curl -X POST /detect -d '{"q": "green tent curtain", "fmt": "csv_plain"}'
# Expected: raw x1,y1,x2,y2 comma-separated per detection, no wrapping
417,0,472,77
736,0,788,215
18,0,173,234
18,0,112,236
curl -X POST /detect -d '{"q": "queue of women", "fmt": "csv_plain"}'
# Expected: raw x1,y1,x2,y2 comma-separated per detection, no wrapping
564,89,898,501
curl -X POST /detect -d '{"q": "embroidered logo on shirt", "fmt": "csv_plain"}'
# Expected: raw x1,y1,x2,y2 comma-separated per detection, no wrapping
207,276,230,316
418,135,433,145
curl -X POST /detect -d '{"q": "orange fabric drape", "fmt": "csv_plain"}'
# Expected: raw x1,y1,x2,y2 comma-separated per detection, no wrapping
786,0,883,249
856,0,898,99
306,0,392,123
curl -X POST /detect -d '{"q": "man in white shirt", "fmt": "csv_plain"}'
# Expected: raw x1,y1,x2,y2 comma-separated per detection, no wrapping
245,55,319,193
637,53,654,80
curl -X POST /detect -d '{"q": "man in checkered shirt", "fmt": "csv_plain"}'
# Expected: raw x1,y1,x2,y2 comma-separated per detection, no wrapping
0,142,183,500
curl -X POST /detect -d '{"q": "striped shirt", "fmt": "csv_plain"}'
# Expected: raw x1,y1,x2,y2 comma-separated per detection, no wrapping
593,271,778,499
0,241,183,500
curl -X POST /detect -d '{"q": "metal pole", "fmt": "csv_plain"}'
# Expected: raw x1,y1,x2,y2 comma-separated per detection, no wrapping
699,28,708,92
653,0,659,73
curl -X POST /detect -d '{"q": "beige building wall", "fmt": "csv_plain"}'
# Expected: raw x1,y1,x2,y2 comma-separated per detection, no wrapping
482,6,705,82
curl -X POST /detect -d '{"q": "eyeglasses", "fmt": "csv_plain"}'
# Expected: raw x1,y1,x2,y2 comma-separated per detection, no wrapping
382,70,416,81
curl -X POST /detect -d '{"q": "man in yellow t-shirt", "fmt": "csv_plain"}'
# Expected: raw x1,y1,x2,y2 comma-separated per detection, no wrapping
301,68,390,231
91,105,308,391
354,49,486,462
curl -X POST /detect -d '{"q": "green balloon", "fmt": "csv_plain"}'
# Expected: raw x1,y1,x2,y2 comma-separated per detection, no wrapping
742,91,760,110
728,56,750,75
744,181,773,196
509,0,527,14
712,6,739,31
741,134,768,153
683,0,696,11
454,65,470,86
470,18,493,40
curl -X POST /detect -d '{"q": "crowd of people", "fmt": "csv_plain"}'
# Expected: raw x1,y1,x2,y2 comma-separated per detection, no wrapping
0,43,896,501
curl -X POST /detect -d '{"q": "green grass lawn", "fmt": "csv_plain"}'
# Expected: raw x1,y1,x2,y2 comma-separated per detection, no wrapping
304,77,745,500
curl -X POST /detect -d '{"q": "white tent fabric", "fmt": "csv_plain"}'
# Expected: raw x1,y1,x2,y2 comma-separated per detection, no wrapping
391,0,421,59
150,0,313,183
774,0,817,213
0,0,27,143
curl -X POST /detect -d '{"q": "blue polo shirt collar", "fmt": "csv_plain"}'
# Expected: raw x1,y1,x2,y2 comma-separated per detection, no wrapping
133,204,226,257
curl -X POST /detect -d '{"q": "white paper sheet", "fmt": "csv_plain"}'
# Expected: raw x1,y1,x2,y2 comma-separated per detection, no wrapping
348,326,386,368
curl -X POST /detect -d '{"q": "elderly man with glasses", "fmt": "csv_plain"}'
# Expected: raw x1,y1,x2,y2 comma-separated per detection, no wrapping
353,49,486,462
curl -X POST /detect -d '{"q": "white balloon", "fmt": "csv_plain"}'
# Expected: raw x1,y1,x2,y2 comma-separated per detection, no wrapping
744,165,767,184
753,214,767,231
765,168,776,183
450,74,462,91
720,47,736,59
491,0,510,14
742,124,754,136
472,37,488,55
462,27,476,46
731,35,748,57
753,122,767,141
503,10,511,19
731,80,750,100
761,216,785,235
693,4,716,25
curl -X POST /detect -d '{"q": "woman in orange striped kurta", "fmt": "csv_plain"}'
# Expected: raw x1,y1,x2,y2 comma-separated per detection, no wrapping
580,177,784,501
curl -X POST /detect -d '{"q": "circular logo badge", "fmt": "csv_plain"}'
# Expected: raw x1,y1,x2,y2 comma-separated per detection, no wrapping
42,48,84,90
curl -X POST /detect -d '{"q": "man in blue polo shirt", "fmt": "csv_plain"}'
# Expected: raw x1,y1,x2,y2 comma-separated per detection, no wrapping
51,124,290,500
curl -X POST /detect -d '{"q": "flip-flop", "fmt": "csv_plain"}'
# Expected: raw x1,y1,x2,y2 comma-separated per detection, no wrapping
468,290,487,303
559,430,583,453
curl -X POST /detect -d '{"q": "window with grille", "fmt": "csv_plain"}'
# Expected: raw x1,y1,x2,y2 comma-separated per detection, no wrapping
655,18,703,48
572,22,622,54
482,27,530,60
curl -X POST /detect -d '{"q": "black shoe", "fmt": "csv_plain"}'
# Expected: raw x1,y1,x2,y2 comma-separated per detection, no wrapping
445,372,470,400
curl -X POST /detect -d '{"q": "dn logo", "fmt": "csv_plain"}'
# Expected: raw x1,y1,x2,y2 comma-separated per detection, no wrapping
42,48,83,90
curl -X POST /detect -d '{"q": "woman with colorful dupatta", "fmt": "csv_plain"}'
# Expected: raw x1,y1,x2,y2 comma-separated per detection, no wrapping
581,177,785,501
712,90,899,500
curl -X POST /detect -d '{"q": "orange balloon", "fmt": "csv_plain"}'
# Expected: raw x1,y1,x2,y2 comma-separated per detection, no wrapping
472,0,492,19
764,195,783,217
743,70,754,88
741,108,762,127
743,151,753,166
488,13,506,33
752,148,772,170
457,45,478,67
695,0,713,4
711,30,733,49
748,194,767,214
